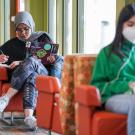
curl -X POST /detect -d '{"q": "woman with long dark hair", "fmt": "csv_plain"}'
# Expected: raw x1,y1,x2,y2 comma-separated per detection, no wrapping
91,3,135,135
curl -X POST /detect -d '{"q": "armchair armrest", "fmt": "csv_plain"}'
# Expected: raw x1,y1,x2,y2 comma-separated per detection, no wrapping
0,67,8,80
36,75,61,93
75,85,101,107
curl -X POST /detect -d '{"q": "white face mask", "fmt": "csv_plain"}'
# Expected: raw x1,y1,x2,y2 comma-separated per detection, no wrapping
122,26,135,44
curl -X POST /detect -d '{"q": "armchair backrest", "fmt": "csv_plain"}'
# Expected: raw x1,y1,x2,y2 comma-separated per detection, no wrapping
59,54,96,135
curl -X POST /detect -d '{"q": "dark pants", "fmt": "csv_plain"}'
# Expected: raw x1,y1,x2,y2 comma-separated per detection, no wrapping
10,56,63,110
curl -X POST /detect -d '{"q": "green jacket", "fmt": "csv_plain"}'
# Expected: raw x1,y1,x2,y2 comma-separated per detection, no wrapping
91,40,135,103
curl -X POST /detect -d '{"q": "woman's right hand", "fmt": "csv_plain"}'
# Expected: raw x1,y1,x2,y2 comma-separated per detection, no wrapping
0,54,9,63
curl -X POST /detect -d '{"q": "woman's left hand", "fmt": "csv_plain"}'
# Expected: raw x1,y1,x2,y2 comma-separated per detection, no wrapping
9,61,21,69
47,55,56,63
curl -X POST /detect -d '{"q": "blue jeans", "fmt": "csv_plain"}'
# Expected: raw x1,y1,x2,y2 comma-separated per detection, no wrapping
47,55,64,82
105,94,135,135
10,56,63,110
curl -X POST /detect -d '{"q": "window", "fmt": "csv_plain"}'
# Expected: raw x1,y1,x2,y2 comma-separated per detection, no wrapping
79,0,116,54
49,0,73,55
49,0,116,55
19,0,25,11
0,0,10,44
63,0,72,54
48,0,56,42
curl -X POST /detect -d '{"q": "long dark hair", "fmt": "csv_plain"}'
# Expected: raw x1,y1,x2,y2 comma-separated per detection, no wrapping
110,3,135,58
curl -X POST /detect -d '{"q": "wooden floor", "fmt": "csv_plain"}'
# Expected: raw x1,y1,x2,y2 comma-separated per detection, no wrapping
0,112,61,135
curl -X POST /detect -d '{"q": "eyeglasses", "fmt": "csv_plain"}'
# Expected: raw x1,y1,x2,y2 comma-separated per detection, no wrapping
16,27,30,33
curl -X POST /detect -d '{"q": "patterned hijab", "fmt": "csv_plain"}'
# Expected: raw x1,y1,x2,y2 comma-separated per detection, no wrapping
14,11,44,42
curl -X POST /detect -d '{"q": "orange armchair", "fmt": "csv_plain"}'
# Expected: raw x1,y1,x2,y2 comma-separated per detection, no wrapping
0,67,23,124
75,85,127,135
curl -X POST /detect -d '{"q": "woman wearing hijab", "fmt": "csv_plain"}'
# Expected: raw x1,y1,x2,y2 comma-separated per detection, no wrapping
0,11,63,130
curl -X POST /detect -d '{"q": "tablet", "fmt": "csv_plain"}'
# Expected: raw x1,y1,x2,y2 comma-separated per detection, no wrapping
28,42,59,65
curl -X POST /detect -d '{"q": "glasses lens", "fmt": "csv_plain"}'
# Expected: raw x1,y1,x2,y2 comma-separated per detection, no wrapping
16,28,30,33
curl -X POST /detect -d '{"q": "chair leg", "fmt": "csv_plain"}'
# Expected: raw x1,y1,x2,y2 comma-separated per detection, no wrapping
48,130,51,135
1,112,4,120
10,112,14,125
0,112,26,128
1,112,14,125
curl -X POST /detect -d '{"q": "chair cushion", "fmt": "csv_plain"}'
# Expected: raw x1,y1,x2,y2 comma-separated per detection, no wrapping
92,111,127,135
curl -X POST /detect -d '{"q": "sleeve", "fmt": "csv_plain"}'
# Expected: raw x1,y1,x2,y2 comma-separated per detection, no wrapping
91,48,130,97
39,33,54,43
0,42,9,55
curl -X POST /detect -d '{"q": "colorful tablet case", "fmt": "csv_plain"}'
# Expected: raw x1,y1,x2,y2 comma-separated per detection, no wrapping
27,42,59,65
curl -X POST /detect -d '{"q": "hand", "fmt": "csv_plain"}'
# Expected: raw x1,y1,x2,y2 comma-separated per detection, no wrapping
47,55,56,64
0,54,9,63
9,61,21,69
129,82,135,87
129,82,135,93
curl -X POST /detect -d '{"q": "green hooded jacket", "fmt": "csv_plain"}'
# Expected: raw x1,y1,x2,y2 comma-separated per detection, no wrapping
91,40,135,103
